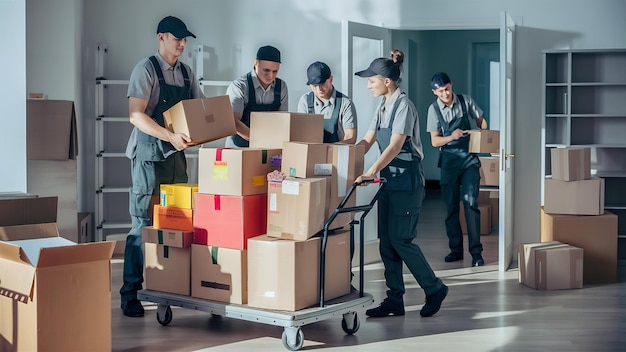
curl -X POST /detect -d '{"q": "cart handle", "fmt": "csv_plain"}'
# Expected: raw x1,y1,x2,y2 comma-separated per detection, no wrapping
354,177,385,186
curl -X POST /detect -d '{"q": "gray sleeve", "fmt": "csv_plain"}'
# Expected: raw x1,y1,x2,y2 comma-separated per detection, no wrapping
296,93,308,113
426,104,440,132
464,95,484,120
226,76,247,114
279,80,289,111
127,59,154,101
340,98,357,129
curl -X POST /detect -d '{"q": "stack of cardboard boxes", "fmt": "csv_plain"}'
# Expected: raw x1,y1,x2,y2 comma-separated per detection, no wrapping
541,147,618,284
0,196,114,351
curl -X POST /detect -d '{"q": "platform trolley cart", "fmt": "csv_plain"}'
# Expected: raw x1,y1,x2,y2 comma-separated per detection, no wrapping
138,178,386,351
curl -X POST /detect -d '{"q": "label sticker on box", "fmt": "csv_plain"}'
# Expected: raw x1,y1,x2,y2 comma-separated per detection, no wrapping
282,180,300,195
213,161,228,180
289,167,296,177
251,175,265,187
160,190,167,206
269,193,278,212
270,155,282,167
314,163,332,176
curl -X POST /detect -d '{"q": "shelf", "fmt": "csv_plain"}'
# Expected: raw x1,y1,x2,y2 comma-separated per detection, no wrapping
568,144,626,149
605,204,626,210
199,80,231,87
98,116,129,122
97,187,129,194
97,152,127,158
594,171,626,178
571,114,626,118
545,114,568,118
97,222,132,230
96,79,129,85
572,82,626,86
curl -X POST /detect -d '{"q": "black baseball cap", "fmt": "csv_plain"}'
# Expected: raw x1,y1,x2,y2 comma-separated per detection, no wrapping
306,61,332,85
256,45,281,63
354,58,400,81
431,72,452,89
157,16,196,39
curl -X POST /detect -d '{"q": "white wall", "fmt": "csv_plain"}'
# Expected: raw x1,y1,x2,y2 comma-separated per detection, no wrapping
0,0,27,193
23,0,626,249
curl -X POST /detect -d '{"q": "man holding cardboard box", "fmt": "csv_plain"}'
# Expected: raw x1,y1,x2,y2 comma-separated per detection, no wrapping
225,45,289,147
122,16,203,317
427,72,488,267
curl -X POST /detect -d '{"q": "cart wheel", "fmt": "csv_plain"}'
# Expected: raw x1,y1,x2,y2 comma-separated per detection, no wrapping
281,328,304,351
156,305,173,326
341,312,360,335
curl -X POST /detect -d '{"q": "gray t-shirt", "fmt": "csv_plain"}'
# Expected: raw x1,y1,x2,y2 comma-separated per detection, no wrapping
296,88,357,141
125,51,204,158
426,93,483,133
226,70,289,114
368,88,424,160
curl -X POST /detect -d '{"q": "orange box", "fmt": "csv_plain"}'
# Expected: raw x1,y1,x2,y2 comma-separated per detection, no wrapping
193,193,267,249
152,205,193,231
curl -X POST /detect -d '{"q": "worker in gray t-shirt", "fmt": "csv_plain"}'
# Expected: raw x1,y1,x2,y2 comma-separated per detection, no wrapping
225,45,288,147
296,61,357,143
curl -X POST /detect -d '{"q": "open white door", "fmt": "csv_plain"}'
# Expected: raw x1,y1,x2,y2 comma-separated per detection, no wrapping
498,12,516,271
341,20,390,263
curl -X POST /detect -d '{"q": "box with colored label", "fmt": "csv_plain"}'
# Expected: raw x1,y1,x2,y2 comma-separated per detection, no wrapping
198,148,282,196
152,205,194,231
160,183,198,209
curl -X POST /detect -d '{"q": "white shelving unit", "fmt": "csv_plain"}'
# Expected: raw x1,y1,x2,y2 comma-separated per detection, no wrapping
542,49,626,260
94,43,231,242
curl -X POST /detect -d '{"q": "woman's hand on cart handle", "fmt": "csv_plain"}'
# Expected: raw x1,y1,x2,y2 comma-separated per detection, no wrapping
355,175,380,186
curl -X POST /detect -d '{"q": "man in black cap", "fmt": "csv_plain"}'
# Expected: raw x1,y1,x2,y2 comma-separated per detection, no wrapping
296,61,357,143
225,45,289,147
121,15,203,317
426,72,488,267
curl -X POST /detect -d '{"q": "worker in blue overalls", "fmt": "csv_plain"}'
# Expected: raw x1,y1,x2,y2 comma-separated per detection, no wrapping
122,16,204,317
355,50,448,318
427,72,487,267
297,61,357,143
225,45,289,147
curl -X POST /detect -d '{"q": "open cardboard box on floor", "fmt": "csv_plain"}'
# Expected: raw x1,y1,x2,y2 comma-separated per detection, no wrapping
0,197,115,352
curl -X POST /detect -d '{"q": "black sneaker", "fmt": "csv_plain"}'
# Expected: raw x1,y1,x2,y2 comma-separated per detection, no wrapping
472,255,485,267
121,299,145,317
420,284,448,318
444,252,463,262
365,299,405,317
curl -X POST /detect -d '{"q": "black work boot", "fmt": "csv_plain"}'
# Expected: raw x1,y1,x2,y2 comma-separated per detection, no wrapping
366,298,405,317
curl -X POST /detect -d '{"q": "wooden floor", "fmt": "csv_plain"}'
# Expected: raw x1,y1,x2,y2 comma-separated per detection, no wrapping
111,190,626,351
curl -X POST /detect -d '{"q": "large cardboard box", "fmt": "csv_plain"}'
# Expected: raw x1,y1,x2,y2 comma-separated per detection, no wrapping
468,130,499,154
267,178,327,241
320,229,351,300
163,95,236,146
152,205,194,231
544,177,604,215
550,147,591,181
0,223,59,241
160,183,198,209
0,235,114,352
535,245,584,290
479,156,499,186
248,235,319,311
249,112,324,149
198,147,282,196
460,203,492,235
281,142,365,229
540,207,618,284
193,193,267,249
518,241,565,289
143,226,193,248
26,99,78,160
191,245,247,304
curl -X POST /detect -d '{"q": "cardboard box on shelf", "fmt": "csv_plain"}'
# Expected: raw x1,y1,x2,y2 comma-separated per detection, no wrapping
479,156,499,186
540,207,618,284
163,95,236,146
468,130,499,154
249,112,324,149
544,177,604,215
193,193,267,249
26,99,78,160
191,245,247,304
550,147,591,181
266,178,327,241
0,235,114,352
198,148,282,196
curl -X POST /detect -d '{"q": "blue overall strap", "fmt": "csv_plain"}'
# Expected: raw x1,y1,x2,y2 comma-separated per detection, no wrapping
331,91,343,122
388,94,419,159
306,91,315,113
148,56,192,100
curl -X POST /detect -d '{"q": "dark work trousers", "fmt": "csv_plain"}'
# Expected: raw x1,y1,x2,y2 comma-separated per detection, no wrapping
120,151,187,302
378,188,445,306
440,163,482,257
